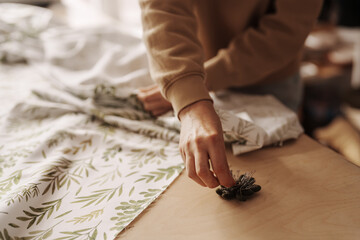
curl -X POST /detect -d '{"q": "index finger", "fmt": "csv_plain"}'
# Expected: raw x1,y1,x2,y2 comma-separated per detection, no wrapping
194,149,219,188
208,141,235,187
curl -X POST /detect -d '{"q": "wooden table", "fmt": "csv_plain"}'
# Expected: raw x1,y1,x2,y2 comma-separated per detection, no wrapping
117,135,360,240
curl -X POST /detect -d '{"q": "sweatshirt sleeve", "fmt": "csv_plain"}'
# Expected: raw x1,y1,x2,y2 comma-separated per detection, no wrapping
139,0,212,116
204,0,324,91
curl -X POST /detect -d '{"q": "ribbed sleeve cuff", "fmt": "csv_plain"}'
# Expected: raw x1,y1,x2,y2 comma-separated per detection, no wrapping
165,75,212,118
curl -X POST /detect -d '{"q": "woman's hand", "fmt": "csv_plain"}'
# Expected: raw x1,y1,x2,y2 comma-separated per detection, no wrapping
179,100,235,188
137,85,173,116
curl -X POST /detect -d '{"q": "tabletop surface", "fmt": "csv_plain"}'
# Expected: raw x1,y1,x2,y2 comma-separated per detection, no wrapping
117,135,360,240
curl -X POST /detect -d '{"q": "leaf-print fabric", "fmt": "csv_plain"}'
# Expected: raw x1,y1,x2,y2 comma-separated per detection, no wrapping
0,4,303,239
0,89,184,238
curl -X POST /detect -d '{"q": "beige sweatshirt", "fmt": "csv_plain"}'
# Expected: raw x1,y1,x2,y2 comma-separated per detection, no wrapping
139,0,323,115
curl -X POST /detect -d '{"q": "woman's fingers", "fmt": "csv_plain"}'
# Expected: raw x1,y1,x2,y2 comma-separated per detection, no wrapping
194,149,219,188
179,100,233,188
141,99,172,116
185,152,207,187
137,85,172,116
208,139,235,187
143,99,172,112
151,107,172,116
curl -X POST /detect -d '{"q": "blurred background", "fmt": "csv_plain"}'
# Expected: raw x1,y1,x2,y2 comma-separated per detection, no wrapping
1,0,360,164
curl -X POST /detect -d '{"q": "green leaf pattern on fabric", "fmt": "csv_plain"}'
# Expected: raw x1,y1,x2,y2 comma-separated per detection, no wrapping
0,83,184,239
